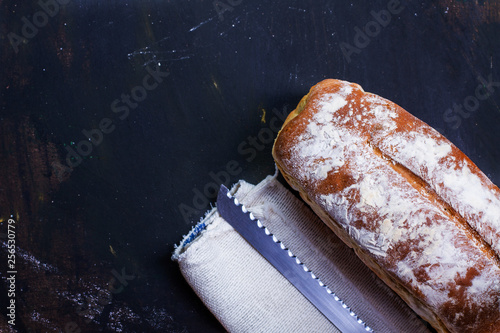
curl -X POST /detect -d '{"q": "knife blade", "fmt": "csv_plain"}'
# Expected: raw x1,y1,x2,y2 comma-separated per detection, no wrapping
217,185,373,333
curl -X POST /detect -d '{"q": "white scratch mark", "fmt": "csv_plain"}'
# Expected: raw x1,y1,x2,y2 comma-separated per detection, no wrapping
189,17,215,32
288,6,307,12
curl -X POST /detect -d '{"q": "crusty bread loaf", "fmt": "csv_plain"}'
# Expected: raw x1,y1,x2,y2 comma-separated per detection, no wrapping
272,79,500,333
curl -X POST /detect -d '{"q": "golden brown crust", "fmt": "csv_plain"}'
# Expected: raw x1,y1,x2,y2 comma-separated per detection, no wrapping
272,79,500,333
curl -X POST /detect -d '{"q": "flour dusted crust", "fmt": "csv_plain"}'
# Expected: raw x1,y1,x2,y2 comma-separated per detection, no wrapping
272,79,500,333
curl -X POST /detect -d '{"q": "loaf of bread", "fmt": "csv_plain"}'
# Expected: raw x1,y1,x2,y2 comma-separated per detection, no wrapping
272,79,500,333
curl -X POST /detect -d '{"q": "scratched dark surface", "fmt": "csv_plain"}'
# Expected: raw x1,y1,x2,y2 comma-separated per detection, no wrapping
0,0,499,332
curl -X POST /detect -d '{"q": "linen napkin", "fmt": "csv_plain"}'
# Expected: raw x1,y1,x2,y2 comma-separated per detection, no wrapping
172,172,431,333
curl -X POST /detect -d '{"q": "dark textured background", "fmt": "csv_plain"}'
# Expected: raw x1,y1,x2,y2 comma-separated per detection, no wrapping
0,0,499,332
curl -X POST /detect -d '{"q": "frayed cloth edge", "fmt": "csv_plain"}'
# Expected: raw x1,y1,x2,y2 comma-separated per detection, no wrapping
171,168,279,261
171,207,216,261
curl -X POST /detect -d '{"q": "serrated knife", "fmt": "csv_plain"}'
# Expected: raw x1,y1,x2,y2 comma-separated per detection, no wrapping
217,185,373,333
